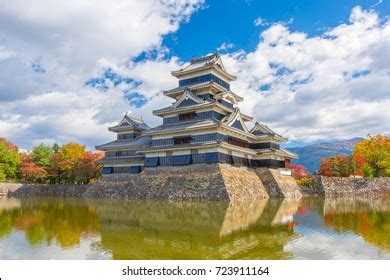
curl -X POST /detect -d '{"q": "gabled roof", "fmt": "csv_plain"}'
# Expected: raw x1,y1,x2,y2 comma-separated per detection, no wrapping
163,81,228,99
256,147,298,159
143,119,219,135
222,108,249,132
172,88,205,108
250,122,288,141
108,113,150,132
250,122,277,135
172,53,236,81
153,98,235,116
187,53,226,71
214,90,244,103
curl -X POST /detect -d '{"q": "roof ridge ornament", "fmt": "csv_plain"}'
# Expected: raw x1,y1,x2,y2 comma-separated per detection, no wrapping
189,53,219,64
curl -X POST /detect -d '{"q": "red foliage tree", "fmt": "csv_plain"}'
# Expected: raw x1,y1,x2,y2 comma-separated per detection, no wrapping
19,153,47,183
74,151,104,184
318,155,353,177
351,154,366,176
286,163,309,179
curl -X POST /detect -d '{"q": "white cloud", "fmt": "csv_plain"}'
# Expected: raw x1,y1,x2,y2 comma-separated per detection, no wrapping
371,0,383,8
0,0,203,149
254,17,266,26
222,6,390,141
0,46,15,61
217,42,235,51
254,17,293,27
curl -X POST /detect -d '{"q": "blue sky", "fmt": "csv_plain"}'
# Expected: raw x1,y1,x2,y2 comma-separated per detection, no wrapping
0,0,389,150
166,0,390,59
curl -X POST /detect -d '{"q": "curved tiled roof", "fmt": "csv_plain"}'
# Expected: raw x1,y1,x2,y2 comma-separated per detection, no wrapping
144,119,219,135
109,114,150,131
96,136,151,150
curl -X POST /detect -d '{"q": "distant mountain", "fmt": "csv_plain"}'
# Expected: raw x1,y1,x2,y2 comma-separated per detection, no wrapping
287,137,365,173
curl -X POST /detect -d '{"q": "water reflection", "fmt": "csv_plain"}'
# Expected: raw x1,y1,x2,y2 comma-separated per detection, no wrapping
0,198,100,248
89,199,297,259
322,197,390,251
0,196,389,259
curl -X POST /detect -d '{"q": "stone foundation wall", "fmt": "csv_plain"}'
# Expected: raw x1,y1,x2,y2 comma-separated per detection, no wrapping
299,177,325,197
255,168,302,198
9,166,388,201
8,184,89,197
6,164,278,201
85,164,229,200
0,183,23,196
86,163,269,201
317,176,390,197
219,164,268,201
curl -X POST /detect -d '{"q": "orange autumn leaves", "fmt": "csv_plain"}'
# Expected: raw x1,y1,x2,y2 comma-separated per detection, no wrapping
0,139,104,184
318,135,390,177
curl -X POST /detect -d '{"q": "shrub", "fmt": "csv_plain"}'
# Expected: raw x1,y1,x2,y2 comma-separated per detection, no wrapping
297,177,315,187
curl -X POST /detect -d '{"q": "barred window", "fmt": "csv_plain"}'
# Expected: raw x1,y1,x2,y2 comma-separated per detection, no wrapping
173,136,192,145
227,136,249,148
178,112,197,121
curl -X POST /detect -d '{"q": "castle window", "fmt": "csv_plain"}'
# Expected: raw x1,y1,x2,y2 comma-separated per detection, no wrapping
102,167,113,174
227,136,249,148
178,112,197,121
173,136,192,145
179,74,230,90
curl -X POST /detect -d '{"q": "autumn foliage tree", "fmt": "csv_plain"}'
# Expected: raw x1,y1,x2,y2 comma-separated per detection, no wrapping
47,142,104,184
19,153,48,183
353,134,390,178
318,155,353,177
1,138,103,184
0,138,20,180
286,162,315,186
318,134,389,178
286,163,309,180
74,151,104,184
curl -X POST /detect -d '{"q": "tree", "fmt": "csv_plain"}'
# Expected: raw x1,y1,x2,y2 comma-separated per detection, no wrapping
19,153,48,183
350,154,366,177
74,151,104,184
31,144,53,167
286,163,309,180
0,138,20,180
353,134,390,177
59,142,86,183
47,151,63,184
318,155,352,177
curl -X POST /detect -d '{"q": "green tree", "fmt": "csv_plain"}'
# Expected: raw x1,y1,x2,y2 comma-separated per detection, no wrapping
31,144,53,167
353,134,390,177
0,138,20,180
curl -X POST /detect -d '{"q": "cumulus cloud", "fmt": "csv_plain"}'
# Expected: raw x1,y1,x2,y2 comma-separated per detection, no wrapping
0,0,203,149
223,6,390,142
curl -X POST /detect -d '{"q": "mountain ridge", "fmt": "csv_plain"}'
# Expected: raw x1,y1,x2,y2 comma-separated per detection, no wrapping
287,137,365,173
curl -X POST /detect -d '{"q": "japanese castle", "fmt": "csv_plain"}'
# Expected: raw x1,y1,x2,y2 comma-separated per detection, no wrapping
96,54,297,174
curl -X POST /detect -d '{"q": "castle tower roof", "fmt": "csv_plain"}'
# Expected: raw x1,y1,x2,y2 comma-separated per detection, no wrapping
172,53,236,81
108,113,150,132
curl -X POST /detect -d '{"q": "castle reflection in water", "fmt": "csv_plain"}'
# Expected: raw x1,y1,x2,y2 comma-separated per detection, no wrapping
0,197,389,259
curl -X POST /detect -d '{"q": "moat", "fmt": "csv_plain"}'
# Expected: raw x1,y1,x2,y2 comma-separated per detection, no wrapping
0,196,389,260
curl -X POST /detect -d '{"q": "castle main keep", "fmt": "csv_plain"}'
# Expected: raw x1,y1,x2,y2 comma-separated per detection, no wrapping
96,53,297,174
